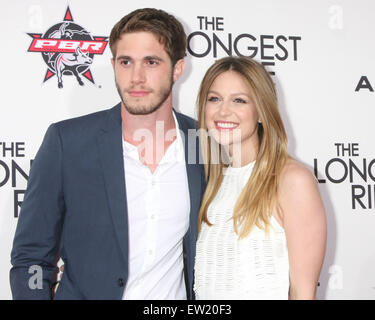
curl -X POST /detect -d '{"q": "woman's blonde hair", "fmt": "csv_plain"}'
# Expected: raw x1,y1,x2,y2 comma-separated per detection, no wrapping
197,56,289,238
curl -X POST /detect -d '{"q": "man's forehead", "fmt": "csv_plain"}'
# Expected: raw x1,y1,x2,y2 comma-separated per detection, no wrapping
115,32,169,60
118,31,165,48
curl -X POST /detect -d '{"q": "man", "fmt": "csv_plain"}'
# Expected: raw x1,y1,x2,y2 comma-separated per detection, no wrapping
10,8,205,300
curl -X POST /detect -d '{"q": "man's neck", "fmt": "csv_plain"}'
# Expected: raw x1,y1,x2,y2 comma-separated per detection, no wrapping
121,100,177,173
121,100,176,141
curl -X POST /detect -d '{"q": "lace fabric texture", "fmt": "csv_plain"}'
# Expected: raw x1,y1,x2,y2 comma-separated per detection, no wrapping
194,161,289,300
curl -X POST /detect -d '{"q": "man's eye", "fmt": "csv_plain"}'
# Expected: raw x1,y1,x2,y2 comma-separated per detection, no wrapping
120,60,130,66
147,60,158,66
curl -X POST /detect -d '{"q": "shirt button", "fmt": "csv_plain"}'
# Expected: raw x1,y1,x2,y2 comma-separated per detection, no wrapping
118,278,124,287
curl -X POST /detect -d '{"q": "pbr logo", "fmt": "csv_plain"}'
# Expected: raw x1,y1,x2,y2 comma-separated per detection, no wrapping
27,7,108,88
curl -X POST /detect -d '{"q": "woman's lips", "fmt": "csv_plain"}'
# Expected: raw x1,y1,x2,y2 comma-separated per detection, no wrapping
214,121,239,130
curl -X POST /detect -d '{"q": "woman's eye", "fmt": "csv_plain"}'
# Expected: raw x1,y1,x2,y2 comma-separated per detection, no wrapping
207,96,219,102
234,98,246,103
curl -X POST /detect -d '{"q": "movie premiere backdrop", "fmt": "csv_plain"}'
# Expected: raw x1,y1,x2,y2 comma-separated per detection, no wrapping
0,0,373,300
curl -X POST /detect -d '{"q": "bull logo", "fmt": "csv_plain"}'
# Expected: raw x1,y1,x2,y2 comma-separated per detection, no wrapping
27,7,107,88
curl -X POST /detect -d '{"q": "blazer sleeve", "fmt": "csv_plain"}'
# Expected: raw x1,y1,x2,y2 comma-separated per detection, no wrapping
10,123,65,299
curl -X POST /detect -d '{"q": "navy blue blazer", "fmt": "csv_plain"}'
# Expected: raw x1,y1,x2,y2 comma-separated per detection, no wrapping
10,103,205,300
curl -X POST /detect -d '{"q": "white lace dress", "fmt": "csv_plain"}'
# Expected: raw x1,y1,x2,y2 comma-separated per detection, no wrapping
194,161,289,299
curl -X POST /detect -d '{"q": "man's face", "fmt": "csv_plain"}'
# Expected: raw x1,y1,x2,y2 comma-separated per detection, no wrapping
111,31,183,115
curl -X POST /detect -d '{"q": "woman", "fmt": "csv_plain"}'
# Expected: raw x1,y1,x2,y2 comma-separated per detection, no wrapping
194,56,327,300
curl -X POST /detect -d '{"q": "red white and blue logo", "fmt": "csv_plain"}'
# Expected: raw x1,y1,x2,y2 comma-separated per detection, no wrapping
27,7,108,88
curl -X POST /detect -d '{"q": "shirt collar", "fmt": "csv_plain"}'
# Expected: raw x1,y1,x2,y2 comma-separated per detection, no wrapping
122,111,185,164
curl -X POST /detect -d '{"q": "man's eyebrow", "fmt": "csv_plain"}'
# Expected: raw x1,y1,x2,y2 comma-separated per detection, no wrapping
116,55,132,61
115,55,164,62
144,56,164,62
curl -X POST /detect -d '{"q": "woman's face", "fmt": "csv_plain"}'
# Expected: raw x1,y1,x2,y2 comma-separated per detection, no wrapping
205,70,260,151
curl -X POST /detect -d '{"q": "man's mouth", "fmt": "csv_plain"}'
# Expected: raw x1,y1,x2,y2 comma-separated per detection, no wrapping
128,90,150,97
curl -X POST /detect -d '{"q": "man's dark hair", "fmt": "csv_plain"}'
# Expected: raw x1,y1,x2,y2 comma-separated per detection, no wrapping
109,8,187,65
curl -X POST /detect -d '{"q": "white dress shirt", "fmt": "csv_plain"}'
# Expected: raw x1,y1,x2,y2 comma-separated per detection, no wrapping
122,114,190,299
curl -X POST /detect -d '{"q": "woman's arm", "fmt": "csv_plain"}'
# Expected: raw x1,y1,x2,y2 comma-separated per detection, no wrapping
278,159,327,300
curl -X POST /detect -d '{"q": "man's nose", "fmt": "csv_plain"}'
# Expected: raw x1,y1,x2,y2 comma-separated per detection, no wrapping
131,64,146,84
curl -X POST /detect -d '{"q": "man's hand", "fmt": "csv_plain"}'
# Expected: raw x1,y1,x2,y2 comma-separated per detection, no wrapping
52,264,65,298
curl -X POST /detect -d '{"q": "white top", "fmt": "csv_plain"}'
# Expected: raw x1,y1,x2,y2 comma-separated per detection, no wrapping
122,113,190,300
194,161,289,300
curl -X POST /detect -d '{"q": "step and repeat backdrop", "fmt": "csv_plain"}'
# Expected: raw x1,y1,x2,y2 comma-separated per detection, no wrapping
0,0,374,299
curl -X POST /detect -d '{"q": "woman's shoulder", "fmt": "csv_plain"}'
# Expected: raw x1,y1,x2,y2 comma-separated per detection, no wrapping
279,158,317,191
277,158,321,216
277,158,324,220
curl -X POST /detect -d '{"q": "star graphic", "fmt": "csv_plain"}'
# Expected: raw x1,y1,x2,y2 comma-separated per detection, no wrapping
27,6,108,87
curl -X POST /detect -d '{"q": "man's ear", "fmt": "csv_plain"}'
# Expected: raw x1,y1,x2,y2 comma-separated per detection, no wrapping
172,58,185,82
111,57,115,69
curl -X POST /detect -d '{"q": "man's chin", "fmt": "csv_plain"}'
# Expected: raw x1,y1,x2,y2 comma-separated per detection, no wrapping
124,104,161,115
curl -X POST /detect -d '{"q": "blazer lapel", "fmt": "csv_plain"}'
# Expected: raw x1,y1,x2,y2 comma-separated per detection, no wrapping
175,111,204,299
175,112,202,236
96,104,129,266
